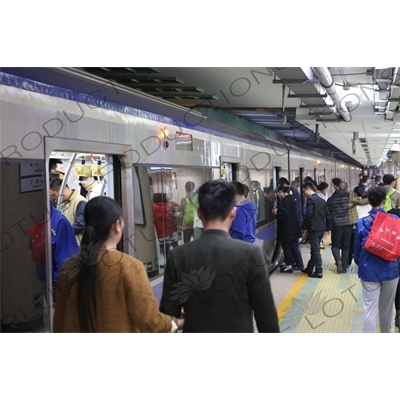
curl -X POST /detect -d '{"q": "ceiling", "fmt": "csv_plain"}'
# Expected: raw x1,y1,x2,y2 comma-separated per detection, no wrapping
81,67,400,169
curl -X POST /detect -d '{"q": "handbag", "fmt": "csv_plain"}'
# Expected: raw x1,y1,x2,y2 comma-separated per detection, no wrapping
363,211,400,261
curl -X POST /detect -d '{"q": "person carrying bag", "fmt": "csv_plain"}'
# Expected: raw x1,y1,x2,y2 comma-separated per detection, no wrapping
353,186,399,333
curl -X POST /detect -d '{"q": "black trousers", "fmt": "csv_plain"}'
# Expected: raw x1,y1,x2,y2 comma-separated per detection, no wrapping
290,239,304,270
348,227,355,266
183,228,194,243
271,240,282,263
331,225,353,267
281,238,304,269
307,230,325,273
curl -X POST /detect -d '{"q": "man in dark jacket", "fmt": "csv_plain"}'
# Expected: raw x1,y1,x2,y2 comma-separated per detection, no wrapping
278,177,302,225
301,183,332,278
327,181,352,274
229,181,257,243
160,179,279,333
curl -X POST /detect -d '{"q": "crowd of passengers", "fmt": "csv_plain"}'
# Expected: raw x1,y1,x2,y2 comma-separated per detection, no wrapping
271,173,399,333
34,160,399,333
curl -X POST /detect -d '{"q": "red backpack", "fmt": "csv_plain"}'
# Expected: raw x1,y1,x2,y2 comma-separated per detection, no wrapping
28,221,46,262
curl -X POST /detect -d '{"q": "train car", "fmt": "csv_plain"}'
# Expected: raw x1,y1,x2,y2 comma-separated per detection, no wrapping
0,71,361,332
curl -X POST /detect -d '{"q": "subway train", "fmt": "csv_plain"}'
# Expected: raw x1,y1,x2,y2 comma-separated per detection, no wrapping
0,70,362,332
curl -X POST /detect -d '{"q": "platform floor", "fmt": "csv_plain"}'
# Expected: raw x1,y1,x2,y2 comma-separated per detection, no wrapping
152,236,399,333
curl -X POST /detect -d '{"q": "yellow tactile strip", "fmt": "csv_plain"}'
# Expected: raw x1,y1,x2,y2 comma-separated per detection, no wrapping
277,236,399,333
294,258,359,332
277,274,308,324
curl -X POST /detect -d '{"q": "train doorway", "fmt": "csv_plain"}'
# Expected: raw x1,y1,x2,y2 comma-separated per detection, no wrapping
220,162,238,181
0,137,135,333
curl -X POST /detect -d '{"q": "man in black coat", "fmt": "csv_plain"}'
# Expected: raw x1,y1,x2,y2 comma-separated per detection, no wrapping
327,182,352,274
160,179,279,333
301,183,332,278
278,177,303,226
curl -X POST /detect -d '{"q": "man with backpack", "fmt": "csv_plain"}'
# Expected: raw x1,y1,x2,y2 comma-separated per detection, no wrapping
181,181,198,243
383,174,400,210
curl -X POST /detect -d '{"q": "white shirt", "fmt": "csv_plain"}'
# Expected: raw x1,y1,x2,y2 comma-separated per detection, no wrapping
86,183,104,201
316,191,328,201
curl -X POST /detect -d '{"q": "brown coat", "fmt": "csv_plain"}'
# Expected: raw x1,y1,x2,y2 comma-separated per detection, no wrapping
348,193,369,225
54,251,173,333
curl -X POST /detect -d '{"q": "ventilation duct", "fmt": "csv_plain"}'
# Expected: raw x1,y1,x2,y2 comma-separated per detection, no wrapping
313,67,351,122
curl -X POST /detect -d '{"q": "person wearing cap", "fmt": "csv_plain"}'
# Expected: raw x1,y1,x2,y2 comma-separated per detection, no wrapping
383,174,400,209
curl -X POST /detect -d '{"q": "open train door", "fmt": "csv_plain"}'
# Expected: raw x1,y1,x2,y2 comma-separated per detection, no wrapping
43,137,136,332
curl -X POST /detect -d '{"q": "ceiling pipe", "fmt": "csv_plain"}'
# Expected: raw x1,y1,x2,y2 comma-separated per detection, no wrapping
313,67,351,122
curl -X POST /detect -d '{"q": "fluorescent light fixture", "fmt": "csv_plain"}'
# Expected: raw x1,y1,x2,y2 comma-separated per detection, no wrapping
390,141,400,151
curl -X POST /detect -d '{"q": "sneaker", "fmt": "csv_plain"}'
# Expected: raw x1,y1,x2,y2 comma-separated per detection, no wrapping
320,243,325,249
280,266,293,273
292,265,304,271
270,261,279,269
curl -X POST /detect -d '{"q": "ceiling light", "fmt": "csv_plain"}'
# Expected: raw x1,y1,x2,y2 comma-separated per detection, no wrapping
390,141,400,152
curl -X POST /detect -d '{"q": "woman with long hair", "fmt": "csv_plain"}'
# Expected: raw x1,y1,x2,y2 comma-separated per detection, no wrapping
54,196,182,333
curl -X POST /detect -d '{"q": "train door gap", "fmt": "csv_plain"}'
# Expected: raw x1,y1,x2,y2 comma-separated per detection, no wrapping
299,167,305,209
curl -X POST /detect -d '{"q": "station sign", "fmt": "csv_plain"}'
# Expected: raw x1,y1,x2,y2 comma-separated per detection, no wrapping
19,162,44,193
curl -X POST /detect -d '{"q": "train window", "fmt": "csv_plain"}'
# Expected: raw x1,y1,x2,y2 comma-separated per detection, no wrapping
133,167,146,225
290,171,301,192
140,166,212,278
317,170,325,184
248,168,274,227
176,133,193,151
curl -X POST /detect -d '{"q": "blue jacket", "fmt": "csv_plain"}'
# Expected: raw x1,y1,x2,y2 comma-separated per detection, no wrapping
229,198,257,243
354,207,400,282
33,202,80,284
